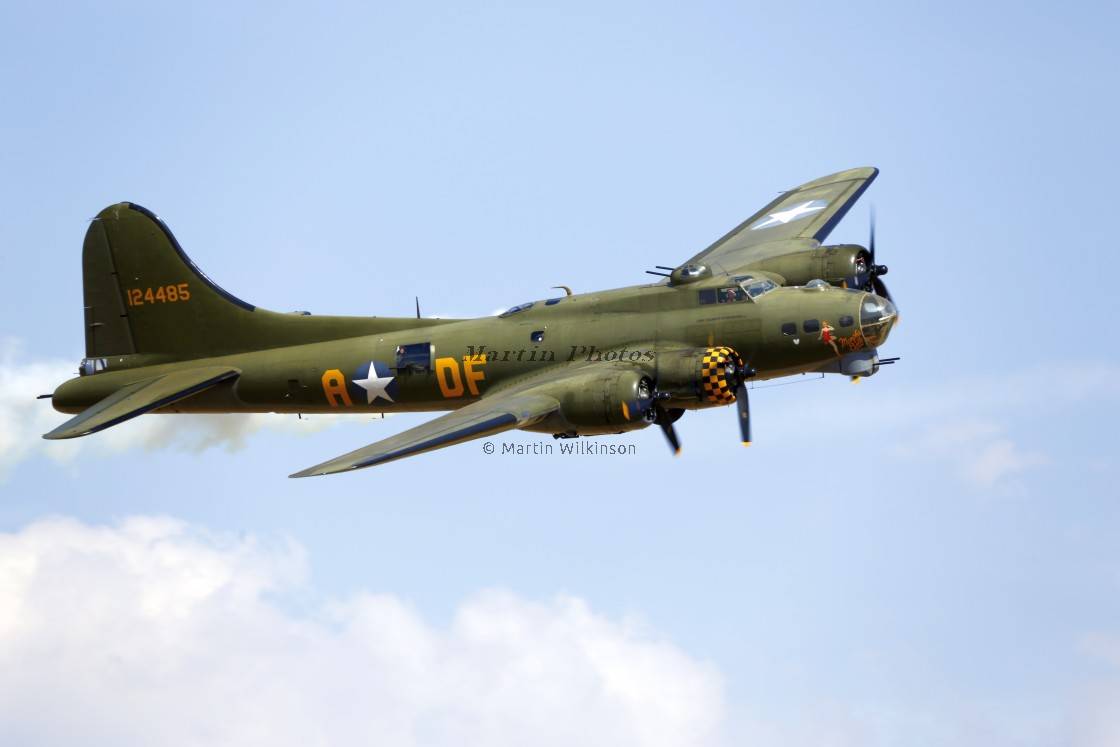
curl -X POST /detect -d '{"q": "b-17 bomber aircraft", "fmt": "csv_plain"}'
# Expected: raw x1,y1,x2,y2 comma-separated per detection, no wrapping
44,167,898,476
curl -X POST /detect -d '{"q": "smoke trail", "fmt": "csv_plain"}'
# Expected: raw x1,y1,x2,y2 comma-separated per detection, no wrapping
0,339,362,482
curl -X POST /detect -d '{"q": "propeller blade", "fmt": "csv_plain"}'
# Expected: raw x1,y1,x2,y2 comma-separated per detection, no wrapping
872,275,895,307
654,404,682,456
868,205,876,263
736,382,751,446
864,207,897,312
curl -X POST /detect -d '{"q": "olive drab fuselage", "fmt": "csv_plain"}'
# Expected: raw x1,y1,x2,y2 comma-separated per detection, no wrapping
54,274,888,417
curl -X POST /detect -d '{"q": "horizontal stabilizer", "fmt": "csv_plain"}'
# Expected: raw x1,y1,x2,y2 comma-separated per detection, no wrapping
290,392,559,477
43,366,240,440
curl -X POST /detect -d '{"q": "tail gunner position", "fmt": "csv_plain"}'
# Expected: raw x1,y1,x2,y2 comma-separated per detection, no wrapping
44,168,898,476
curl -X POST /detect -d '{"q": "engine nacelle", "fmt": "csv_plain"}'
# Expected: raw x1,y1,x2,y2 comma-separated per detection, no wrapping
528,368,656,436
650,346,745,409
747,244,868,288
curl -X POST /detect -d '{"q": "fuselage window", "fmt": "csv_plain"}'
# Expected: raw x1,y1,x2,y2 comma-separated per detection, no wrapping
698,289,717,305
79,358,108,376
530,330,545,342
781,322,796,336
395,342,432,372
839,315,854,328
803,319,821,333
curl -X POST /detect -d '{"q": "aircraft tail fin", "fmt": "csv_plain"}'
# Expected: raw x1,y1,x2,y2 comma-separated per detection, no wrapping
81,203,445,362
83,203,263,359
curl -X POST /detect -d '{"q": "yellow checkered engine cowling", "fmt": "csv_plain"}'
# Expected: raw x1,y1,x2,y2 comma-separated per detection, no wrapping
699,347,742,404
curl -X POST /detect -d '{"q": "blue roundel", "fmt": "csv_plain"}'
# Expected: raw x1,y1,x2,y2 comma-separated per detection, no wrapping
349,360,398,405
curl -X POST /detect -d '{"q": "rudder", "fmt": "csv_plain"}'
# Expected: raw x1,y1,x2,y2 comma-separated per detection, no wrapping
83,203,258,359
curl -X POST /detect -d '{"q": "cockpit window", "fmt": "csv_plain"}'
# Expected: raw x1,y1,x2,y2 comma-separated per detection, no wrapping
699,278,777,306
700,286,753,305
499,301,535,318
716,286,748,304
743,278,778,299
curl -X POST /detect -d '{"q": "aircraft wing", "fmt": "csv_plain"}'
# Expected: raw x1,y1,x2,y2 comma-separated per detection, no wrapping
683,167,878,275
290,391,560,477
43,366,240,440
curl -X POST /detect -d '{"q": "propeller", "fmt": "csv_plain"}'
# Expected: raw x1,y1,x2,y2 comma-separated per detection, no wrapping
651,353,684,456
733,359,756,446
865,207,894,307
654,402,684,456
711,351,756,446
651,348,756,455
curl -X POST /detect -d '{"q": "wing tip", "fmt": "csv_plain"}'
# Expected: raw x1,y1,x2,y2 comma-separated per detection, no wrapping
796,166,879,192
289,464,352,478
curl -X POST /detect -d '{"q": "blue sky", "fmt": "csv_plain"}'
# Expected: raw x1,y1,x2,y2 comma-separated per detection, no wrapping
2,2,1119,745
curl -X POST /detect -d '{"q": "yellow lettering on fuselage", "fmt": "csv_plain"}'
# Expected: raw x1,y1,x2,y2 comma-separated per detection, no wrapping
435,355,488,398
322,369,352,407
436,357,464,398
463,355,486,395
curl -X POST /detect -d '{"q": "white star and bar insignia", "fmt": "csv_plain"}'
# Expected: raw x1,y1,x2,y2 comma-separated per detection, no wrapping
352,361,396,404
751,199,828,230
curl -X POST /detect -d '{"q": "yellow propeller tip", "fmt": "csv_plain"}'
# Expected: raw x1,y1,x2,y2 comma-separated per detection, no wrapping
742,441,752,447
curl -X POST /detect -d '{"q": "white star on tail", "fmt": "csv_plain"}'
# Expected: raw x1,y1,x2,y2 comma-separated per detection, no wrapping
751,200,828,230
353,363,395,404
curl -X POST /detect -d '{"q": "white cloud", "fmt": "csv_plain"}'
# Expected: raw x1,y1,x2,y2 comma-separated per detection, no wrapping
0,515,724,747
1061,633,1120,747
960,437,1046,485
0,342,75,479
837,362,1120,491
890,417,1050,489
1066,677,1120,747
0,339,358,483
1082,633,1120,670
